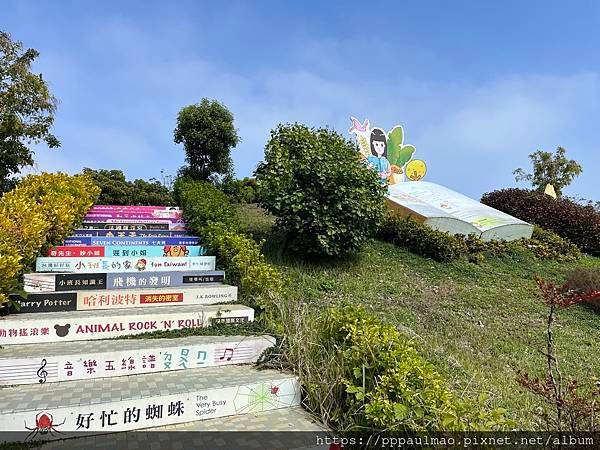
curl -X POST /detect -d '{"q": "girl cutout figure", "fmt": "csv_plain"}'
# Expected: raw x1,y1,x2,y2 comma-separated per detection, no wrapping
367,128,391,185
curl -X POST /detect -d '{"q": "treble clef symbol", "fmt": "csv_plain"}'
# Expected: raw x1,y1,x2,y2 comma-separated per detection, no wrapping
37,358,48,384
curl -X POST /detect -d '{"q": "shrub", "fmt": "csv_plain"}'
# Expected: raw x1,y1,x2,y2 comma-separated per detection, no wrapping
0,243,22,306
566,267,600,292
0,172,99,308
378,215,467,262
481,188,600,256
175,179,238,229
202,222,283,301
565,267,600,313
523,226,581,262
176,179,282,320
517,277,600,431
256,124,386,257
277,303,510,432
14,172,100,247
328,306,461,431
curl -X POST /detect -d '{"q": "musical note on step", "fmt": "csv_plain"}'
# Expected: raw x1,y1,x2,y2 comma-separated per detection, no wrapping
37,359,48,384
219,348,234,361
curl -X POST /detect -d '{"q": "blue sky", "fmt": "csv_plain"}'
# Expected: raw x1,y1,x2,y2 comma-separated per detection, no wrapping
4,0,600,199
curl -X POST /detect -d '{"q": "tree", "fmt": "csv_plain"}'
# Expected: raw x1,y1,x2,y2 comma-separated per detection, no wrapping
0,31,60,192
513,147,582,197
256,124,386,257
82,168,174,205
173,98,239,182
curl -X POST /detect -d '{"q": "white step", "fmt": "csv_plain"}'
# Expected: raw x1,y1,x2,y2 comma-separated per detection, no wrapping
0,304,254,345
10,284,238,314
0,335,275,385
40,407,328,449
0,365,300,439
35,256,215,273
23,270,225,293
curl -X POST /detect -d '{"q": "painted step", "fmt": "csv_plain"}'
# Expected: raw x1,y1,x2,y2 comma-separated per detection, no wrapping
41,407,328,449
35,256,215,273
23,270,225,293
88,205,181,211
64,236,200,246
47,244,208,258
0,304,254,345
0,334,275,386
0,365,300,439
71,229,189,237
81,219,186,231
10,284,238,314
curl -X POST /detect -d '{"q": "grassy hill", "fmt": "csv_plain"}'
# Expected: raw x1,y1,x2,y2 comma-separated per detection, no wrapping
237,203,600,429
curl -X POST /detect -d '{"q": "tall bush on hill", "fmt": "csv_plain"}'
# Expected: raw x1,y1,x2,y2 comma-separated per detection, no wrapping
256,124,386,257
0,172,99,307
83,168,174,205
481,188,599,256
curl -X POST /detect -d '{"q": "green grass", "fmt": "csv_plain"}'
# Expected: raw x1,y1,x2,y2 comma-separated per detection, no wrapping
238,203,600,429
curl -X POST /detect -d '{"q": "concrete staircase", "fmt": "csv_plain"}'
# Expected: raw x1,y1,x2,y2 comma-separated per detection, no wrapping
0,205,325,448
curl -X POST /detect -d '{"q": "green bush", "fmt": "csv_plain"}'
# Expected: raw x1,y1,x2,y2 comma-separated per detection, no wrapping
328,306,458,431
176,179,282,319
202,222,283,301
287,305,507,434
378,215,467,262
0,172,100,307
379,213,581,264
523,226,581,262
481,188,600,256
256,124,386,257
175,179,238,230
457,227,580,263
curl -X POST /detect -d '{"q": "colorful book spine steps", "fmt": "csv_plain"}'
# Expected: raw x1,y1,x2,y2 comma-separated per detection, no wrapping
0,205,310,441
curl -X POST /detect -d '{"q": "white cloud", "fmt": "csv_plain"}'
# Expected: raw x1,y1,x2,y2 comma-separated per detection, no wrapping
26,18,600,200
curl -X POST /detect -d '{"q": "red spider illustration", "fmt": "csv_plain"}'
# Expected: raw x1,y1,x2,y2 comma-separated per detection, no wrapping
270,385,280,395
24,412,65,440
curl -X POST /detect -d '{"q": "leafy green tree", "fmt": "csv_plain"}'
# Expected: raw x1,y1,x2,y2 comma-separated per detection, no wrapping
220,176,257,203
256,124,386,257
174,98,239,182
0,31,60,193
513,147,582,197
82,168,174,205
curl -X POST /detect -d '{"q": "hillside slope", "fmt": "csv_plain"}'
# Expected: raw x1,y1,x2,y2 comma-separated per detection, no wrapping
238,203,600,429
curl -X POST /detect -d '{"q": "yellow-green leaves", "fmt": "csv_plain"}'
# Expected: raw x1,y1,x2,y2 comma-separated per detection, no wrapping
0,172,100,307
